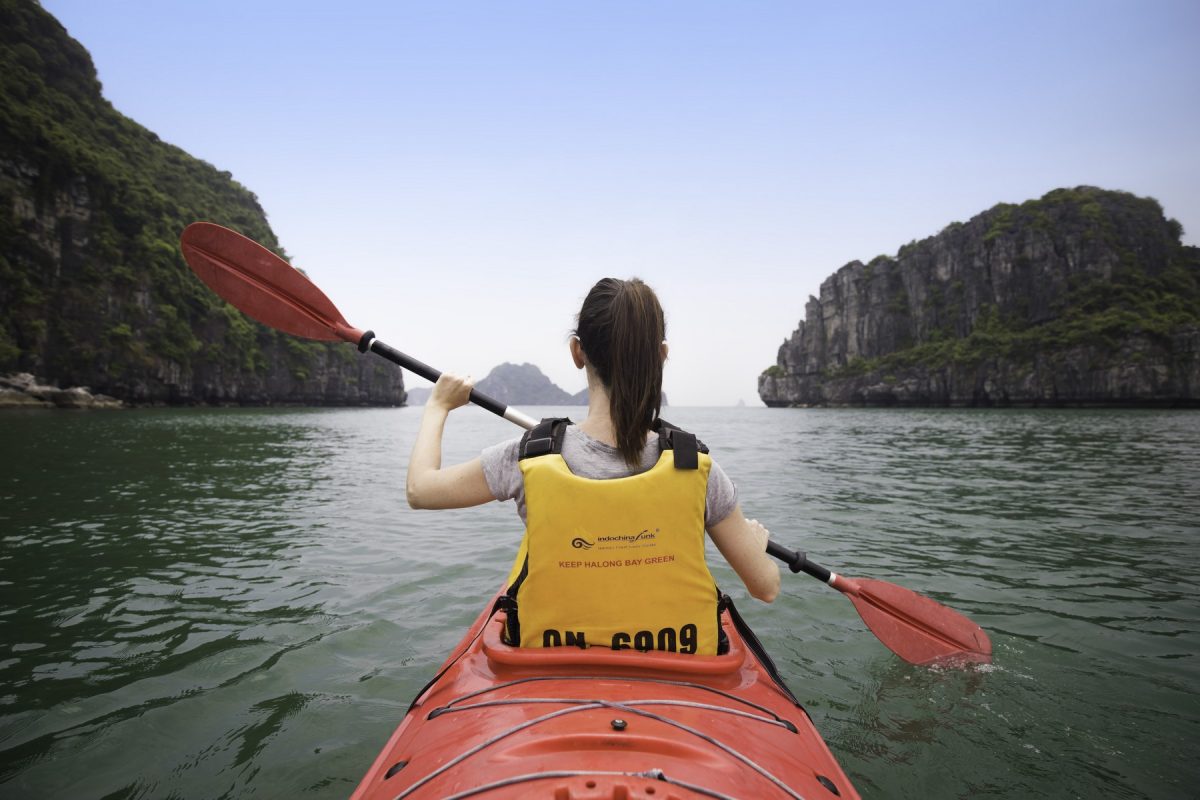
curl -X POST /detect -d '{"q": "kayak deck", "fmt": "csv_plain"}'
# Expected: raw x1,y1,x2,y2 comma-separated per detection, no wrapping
350,597,859,799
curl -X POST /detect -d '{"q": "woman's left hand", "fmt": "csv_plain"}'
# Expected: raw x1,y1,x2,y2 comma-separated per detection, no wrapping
408,371,493,510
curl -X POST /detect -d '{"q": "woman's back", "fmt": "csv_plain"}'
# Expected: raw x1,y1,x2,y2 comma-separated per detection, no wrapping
405,275,780,652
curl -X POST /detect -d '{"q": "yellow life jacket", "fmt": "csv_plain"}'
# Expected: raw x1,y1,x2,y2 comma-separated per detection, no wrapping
502,418,723,655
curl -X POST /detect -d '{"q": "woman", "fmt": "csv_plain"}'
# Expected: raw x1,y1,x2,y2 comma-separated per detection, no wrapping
406,278,779,654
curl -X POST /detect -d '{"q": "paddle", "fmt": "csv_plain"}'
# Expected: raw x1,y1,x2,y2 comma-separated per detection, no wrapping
178,221,992,667
767,542,991,666
179,222,537,430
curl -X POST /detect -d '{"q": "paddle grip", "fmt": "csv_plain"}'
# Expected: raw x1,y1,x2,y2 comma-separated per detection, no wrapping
358,331,510,419
766,541,833,583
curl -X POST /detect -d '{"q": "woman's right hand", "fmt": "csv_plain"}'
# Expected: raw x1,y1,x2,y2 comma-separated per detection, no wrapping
707,508,781,603
428,372,474,412
744,518,770,553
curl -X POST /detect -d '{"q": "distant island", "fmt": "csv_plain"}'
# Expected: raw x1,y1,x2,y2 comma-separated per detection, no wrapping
478,363,583,405
759,187,1199,407
406,362,667,407
403,363,582,407
0,2,404,406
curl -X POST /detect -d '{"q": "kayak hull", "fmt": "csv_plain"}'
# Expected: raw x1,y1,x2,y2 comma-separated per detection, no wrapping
350,595,860,800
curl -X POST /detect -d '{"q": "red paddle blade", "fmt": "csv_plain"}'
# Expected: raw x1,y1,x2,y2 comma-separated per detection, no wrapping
180,222,364,344
840,577,992,666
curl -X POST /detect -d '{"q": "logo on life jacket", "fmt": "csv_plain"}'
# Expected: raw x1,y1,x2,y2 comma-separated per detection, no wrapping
598,529,658,545
571,529,658,550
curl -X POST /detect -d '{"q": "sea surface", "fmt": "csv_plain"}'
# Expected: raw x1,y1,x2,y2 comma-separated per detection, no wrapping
1,406,1197,799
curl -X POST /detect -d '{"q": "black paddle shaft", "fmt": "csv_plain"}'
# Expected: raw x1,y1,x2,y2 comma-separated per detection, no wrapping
357,330,509,419
766,541,833,583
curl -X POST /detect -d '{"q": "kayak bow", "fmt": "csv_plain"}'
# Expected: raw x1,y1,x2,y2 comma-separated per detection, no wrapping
350,593,859,800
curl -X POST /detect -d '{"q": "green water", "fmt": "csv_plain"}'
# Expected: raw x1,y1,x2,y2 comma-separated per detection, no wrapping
1,407,1197,798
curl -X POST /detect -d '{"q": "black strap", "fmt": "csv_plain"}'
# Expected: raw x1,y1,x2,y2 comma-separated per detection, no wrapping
651,418,708,470
497,593,521,646
519,417,572,459
669,430,699,469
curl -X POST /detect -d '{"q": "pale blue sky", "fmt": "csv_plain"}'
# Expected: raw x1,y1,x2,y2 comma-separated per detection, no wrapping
43,0,1200,406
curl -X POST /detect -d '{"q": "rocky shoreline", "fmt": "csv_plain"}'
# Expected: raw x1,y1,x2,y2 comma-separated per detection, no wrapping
0,373,124,409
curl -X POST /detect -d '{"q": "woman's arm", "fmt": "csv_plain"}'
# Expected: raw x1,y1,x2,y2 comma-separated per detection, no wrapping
406,373,495,510
707,507,780,602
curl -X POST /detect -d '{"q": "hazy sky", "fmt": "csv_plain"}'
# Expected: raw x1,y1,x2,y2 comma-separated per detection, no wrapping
42,0,1200,406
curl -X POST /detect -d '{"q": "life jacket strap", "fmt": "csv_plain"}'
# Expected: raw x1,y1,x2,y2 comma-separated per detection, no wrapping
518,416,709,471
497,593,521,646
652,418,708,470
519,417,572,460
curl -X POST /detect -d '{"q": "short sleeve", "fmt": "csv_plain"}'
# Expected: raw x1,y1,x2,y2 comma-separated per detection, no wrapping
480,436,523,502
705,458,739,528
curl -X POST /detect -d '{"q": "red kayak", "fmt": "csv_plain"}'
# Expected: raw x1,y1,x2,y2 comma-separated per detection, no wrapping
350,593,860,800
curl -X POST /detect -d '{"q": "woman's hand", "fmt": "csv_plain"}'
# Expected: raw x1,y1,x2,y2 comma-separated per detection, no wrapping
407,370,493,510
707,508,780,603
428,372,474,412
744,518,770,553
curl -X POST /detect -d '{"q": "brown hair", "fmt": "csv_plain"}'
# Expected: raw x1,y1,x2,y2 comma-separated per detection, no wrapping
574,277,665,466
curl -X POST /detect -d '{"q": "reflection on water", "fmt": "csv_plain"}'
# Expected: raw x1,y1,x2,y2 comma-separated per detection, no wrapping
1,407,1197,798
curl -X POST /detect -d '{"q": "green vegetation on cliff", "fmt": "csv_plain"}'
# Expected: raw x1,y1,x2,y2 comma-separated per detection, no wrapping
829,256,1199,380
0,0,397,403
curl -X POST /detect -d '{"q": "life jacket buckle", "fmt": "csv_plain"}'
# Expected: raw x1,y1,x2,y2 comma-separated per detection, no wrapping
523,436,555,457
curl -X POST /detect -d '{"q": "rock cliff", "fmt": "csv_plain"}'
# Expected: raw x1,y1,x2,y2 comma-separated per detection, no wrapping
759,187,1199,407
0,1,404,406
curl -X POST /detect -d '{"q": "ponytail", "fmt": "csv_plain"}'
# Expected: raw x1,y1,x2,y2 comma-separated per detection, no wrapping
574,278,665,466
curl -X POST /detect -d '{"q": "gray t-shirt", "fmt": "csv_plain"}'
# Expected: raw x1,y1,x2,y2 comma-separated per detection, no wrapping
480,425,738,527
